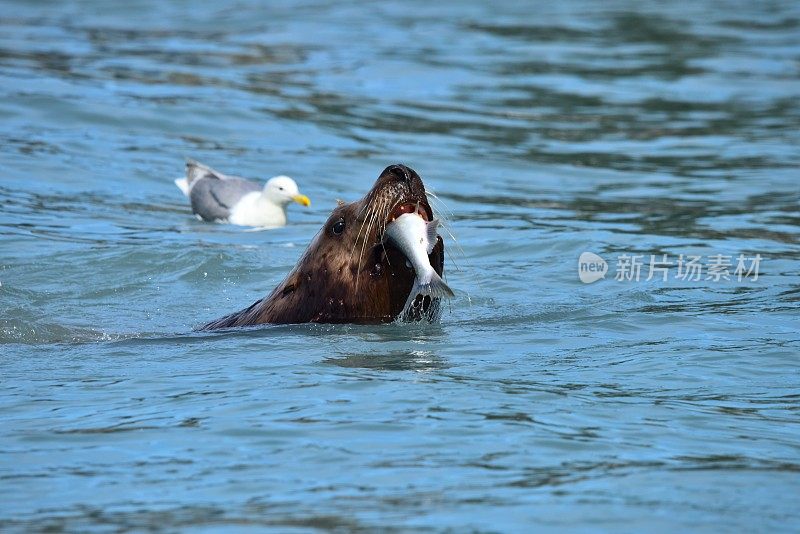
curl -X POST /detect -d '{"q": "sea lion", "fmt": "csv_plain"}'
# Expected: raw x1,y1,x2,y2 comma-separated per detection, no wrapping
201,164,446,329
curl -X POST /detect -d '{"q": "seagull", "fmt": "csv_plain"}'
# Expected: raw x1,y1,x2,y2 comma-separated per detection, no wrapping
174,160,310,227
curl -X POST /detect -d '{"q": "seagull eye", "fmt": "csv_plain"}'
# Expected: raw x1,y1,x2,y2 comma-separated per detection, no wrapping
278,186,284,191
332,218,345,235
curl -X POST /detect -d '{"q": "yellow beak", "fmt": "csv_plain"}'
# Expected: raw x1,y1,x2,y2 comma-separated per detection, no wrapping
292,194,311,207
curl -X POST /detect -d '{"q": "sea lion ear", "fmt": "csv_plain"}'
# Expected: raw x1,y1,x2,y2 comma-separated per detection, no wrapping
336,199,345,207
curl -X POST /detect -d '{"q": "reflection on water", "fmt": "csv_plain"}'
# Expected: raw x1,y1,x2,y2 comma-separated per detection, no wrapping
325,350,448,371
1,0,800,531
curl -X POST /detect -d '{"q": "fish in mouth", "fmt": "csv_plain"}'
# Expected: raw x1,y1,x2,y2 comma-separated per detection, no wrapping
200,164,450,329
383,213,454,304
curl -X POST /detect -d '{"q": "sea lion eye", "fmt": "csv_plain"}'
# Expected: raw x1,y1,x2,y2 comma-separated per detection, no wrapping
332,218,345,235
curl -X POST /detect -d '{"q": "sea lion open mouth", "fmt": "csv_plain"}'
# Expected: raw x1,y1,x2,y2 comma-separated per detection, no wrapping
388,202,430,222
201,164,445,329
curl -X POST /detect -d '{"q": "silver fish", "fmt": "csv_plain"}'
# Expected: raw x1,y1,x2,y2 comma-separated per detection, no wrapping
384,213,455,299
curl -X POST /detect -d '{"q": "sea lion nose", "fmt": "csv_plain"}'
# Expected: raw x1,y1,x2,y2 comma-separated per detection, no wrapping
386,164,412,183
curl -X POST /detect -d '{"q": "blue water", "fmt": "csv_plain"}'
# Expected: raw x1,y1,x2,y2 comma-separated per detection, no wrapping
1,0,799,531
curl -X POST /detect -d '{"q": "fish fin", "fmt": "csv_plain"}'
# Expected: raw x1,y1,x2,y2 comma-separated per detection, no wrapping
425,219,440,254
415,269,455,299
174,177,190,196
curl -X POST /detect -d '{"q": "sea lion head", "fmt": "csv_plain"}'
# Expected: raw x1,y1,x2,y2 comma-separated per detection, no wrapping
202,164,445,328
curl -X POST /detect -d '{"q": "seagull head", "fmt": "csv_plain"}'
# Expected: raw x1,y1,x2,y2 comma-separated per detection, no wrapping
263,176,311,208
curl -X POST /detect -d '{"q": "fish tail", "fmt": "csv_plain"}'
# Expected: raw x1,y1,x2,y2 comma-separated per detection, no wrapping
414,269,455,299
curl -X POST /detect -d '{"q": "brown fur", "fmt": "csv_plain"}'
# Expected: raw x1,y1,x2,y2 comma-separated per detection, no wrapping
201,164,445,329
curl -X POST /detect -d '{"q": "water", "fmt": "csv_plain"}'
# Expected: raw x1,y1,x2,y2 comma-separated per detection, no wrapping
1,0,799,530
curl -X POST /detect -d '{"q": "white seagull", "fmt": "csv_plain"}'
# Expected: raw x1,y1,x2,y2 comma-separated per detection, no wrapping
175,160,310,227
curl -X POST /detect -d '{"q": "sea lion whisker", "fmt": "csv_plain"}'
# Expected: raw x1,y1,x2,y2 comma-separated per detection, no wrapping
351,194,380,254
354,198,383,287
354,198,384,293
443,243,461,273
377,194,400,263
356,192,388,252
351,202,376,259
425,189,452,214
378,192,399,237
426,193,454,227
375,194,394,265
424,192,464,259
366,197,387,248
425,190,454,223
380,191,402,233
438,220,463,255
353,205,372,248
432,217,464,272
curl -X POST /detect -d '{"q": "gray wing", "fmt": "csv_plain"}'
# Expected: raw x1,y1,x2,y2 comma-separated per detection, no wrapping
185,159,236,186
189,177,261,221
